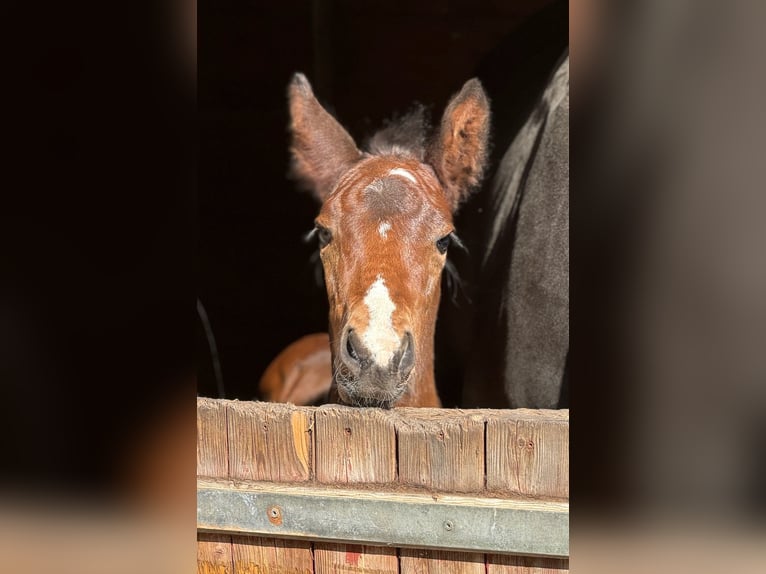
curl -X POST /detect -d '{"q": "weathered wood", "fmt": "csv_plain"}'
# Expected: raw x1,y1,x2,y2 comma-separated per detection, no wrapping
198,534,235,574
314,405,398,574
485,410,569,573
314,543,397,574
486,555,569,574
401,549,486,574
315,405,397,484
485,409,569,498
226,401,314,573
395,409,485,493
227,400,313,482
396,409,486,574
197,398,233,574
196,400,570,574
197,397,230,478
231,536,313,574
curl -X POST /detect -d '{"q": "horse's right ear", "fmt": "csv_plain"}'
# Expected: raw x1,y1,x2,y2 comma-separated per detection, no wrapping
427,78,490,211
288,73,361,201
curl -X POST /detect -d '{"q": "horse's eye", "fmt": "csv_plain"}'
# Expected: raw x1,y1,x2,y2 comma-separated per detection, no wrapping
436,234,451,254
317,226,332,248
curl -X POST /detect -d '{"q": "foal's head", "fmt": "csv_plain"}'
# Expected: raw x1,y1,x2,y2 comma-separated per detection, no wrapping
288,73,490,408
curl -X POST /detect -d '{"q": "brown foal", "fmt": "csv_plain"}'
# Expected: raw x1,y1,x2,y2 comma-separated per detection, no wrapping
262,73,490,408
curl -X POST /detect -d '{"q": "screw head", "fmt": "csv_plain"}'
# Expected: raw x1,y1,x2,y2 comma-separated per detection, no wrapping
443,520,454,531
267,505,283,525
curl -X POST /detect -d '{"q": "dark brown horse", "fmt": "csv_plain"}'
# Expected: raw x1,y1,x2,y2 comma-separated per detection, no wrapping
261,73,490,408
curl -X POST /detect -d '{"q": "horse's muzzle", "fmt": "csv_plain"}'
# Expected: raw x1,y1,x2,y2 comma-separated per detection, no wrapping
335,328,414,407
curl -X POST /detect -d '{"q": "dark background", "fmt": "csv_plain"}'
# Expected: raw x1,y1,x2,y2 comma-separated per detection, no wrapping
197,0,568,404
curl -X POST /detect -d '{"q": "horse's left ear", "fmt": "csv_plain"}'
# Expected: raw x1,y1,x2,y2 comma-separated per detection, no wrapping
288,73,362,201
427,79,490,210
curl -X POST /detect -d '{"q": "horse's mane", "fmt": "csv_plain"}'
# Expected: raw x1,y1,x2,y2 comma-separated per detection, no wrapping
364,104,430,161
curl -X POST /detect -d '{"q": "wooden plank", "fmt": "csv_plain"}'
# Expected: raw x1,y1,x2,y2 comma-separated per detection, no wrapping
314,405,397,483
231,536,314,574
198,397,230,478
314,405,398,574
485,409,569,498
395,409,486,574
400,549,486,574
227,401,313,482
226,400,314,574
196,402,570,572
486,556,569,574
395,409,485,493
486,410,569,573
198,533,234,574
197,398,233,574
315,543,398,574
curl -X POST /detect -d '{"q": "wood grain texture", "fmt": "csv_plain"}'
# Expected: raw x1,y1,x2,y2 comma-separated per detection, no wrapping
486,410,569,573
197,401,570,574
314,542,398,574
227,400,313,482
400,548,487,574
314,405,397,484
198,533,235,574
315,405,398,574
231,536,314,574
197,397,230,478
486,410,569,498
395,408,485,493
395,409,485,574
198,399,233,573
486,555,569,574
225,400,314,573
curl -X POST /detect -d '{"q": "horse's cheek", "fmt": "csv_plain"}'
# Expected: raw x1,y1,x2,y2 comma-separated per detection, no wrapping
320,252,337,294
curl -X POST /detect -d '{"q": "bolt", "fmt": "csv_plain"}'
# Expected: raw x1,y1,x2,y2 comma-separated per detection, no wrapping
267,505,283,526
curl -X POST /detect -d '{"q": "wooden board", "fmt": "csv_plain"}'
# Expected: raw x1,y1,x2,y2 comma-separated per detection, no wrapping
196,400,570,574
314,404,397,484
395,409,486,574
197,398,233,574
231,536,313,574
487,555,569,574
314,405,399,574
485,409,569,498
226,401,314,574
198,533,235,574
227,400,313,483
485,409,569,573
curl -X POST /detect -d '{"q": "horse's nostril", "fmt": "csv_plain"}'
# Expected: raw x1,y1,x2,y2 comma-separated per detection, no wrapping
398,332,415,376
346,331,360,362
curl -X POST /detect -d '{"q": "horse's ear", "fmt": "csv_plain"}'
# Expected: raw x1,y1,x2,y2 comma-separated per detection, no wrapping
288,73,361,201
427,78,490,210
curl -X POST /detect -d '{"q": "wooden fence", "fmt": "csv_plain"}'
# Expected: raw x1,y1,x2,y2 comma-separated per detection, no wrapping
197,398,569,573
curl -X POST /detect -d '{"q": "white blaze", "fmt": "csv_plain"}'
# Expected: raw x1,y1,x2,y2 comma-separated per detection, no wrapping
378,221,391,238
389,168,417,184
362,275,400,366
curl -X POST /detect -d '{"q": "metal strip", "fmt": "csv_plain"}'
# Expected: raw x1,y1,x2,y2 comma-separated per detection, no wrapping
197,480,569,557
